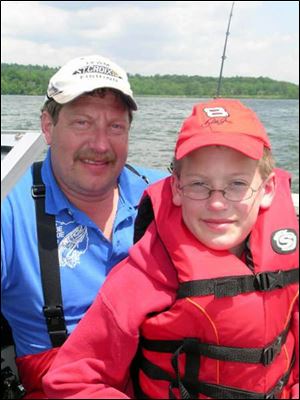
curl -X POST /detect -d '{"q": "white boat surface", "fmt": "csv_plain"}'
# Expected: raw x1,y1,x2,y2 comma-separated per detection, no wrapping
1,131,47,202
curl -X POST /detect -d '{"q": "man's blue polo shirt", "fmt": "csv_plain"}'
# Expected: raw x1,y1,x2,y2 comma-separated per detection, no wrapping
1,150,168,357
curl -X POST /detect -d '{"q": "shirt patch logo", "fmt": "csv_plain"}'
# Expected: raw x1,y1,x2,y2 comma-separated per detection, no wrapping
56,221,89,269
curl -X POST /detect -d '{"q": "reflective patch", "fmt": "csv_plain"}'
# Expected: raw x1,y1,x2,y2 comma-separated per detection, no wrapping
271,229,298,254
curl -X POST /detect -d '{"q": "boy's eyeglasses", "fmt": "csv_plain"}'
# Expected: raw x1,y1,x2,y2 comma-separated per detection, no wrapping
178,181,264,202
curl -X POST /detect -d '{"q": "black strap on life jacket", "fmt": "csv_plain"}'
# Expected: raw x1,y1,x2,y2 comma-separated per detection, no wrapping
177,268,299,299
32,162,68,348
139,350,295,399
134,195,154,243
140,319,290,367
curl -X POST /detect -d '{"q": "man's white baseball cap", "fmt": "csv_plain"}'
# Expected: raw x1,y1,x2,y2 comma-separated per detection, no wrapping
46,54,137,110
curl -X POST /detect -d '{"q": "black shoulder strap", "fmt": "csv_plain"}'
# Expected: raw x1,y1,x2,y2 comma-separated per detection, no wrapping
32,162,68,347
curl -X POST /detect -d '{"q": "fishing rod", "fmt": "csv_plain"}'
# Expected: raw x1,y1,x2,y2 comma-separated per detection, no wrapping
216,1,235,98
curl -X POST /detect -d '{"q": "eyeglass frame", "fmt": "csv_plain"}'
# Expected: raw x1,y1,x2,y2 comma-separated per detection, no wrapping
177,180,265,202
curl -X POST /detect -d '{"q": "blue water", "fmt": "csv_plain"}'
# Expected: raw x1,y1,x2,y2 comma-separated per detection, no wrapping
1,95,299,192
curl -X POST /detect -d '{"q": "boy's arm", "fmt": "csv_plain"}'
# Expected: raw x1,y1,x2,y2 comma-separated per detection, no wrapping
43,223,178,399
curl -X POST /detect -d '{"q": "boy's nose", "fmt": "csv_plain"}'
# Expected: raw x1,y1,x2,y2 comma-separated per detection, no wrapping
206,190,229,210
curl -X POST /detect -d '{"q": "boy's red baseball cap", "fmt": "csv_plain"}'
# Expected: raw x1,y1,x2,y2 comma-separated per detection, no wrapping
175,98,271,160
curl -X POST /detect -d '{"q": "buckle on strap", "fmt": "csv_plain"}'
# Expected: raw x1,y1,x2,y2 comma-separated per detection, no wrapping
265,353,295,399
43,305,68,347
255,271,284,291
265,379,285,399
262,336,283,366
31,184,46,198
43,305,65,329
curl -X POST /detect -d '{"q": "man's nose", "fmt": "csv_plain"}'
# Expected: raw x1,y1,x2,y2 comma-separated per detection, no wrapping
90,123,111,151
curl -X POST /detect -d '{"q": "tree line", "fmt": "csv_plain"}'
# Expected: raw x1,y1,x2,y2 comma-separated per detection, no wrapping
1,63,299,99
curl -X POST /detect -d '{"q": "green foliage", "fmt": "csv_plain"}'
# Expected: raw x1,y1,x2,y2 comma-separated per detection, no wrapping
1,63,58,95
129,74,299,99
1,63,298,99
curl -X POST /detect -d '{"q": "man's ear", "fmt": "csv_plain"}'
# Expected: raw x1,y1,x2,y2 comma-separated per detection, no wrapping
41,111,54,145
260,172,276,210
171,174,182,206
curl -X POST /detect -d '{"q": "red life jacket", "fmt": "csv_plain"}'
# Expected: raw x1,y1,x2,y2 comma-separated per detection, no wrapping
15,347,59,399
135,168,299,399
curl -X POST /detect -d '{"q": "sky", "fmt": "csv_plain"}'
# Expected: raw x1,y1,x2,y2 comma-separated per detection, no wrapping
1,1,299,84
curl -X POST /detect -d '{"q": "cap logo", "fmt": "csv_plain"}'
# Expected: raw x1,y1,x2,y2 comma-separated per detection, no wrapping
73,64,123,80
203,107,229,118
271,229,298,254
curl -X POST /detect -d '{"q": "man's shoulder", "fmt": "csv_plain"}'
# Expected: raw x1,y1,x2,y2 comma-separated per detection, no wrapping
2,166,33,205
124,164,169,184
119,164,169,207
1,166,36,234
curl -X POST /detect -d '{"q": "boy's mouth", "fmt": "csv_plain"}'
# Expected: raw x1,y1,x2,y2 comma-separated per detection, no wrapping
202,218,235,231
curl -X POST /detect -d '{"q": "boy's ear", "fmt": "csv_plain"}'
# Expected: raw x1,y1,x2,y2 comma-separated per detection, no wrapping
171,174,182,206
41,111,54,145
260,172,276,210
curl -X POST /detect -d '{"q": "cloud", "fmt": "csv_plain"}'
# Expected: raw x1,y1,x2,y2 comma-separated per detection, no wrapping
1,1,299,83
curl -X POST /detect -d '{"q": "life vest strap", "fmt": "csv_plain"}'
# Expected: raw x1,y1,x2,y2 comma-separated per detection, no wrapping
141,321,290,366
139,352,295,399
177,268,299,299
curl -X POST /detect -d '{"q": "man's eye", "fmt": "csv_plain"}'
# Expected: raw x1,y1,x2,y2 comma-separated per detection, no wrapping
109,123,128,134
111,123,124,129
74,120,88,126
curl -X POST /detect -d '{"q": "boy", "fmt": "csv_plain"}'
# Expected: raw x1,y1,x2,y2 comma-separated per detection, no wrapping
43,99,299,399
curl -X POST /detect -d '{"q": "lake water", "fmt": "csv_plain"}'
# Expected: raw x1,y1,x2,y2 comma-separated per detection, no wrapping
1,95,299,192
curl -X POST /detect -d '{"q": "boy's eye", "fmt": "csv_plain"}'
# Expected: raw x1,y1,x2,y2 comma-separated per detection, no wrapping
226,181,250,195
191,181,206,187
229,181,248,187
188,182,210,194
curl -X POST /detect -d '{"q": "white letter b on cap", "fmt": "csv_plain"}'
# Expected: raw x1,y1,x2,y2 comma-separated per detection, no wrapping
204,107,229,118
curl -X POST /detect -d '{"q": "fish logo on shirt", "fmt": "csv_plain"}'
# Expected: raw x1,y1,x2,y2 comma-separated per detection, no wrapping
56,221,89,269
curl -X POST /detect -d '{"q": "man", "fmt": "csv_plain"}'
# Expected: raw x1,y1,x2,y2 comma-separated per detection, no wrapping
1,54,167,398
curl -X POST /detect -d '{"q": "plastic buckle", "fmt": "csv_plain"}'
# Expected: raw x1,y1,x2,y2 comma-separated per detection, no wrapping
43,305,64,328
262,336,282,366
265,379,284,399
255,271,283,291
31,184,46,198
265,393,276,399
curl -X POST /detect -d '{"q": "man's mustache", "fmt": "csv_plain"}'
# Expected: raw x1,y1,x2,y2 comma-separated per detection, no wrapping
75,149,116,163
